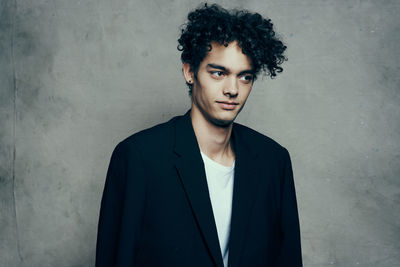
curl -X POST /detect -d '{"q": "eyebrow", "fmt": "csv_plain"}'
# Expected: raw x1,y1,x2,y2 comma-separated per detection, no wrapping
206,63,255,76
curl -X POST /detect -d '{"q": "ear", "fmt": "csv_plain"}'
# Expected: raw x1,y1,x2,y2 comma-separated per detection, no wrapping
182,63,194,84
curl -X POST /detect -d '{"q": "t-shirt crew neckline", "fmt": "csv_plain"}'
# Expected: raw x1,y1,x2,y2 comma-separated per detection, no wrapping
200,151,235,172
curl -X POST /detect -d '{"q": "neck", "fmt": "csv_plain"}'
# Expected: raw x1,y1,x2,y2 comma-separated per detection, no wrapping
190,107,235,166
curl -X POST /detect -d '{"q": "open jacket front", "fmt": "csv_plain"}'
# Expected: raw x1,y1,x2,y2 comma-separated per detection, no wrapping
96,111,302,267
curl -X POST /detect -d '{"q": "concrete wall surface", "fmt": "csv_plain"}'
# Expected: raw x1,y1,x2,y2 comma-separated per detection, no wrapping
1,0,399,266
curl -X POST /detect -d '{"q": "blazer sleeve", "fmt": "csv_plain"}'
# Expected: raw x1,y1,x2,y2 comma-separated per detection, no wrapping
275,149,303,267
95,141,147,267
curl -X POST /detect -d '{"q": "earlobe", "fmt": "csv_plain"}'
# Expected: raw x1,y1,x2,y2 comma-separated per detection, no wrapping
182,63,193,84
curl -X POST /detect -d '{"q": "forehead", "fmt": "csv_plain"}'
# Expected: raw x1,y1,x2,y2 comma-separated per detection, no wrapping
201,41,252,72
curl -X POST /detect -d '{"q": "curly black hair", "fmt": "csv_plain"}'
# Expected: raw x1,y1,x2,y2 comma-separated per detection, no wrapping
178,3,287,94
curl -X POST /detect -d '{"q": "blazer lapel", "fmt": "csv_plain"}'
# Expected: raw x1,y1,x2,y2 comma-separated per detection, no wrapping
173,111,224,267
228,124,261,267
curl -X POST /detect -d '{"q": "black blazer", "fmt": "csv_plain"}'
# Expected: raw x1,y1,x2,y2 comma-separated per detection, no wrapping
96,111,302,267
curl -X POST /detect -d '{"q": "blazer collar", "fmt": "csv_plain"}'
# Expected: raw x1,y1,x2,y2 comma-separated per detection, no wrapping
173,110,261,267
173,110,224,267
228,122,261,267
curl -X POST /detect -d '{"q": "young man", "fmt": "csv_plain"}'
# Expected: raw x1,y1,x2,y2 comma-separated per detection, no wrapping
96,4,302,267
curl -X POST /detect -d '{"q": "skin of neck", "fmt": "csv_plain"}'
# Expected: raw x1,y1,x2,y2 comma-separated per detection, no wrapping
190,105,235,167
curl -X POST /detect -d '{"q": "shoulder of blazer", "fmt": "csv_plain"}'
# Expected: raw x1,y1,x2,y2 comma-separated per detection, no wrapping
116,114,182,150
233,122,289,159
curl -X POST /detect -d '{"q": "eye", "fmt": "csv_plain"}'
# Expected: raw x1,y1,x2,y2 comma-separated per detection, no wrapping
240,75,254,83
211,71,225,78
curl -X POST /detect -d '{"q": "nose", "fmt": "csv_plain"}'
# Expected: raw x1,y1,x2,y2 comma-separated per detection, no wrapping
223,77,239,97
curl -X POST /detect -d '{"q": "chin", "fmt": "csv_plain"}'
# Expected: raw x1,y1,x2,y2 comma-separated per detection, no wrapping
210,114,236,127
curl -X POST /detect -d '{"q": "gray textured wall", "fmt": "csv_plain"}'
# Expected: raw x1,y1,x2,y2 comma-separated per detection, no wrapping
1,0,399,266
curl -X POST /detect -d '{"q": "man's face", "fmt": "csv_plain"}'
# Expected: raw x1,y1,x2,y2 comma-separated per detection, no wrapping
189,41,254,127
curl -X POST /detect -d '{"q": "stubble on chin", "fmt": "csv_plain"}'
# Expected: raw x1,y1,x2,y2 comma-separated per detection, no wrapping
210,117,234,128
211,103,246,127
199,106,235,128
209,109,242,128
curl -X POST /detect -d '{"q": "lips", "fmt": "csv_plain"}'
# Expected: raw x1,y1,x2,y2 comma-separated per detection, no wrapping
216,101,238,110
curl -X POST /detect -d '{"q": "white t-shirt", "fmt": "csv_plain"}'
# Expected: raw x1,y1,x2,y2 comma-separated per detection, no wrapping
200,151,235,267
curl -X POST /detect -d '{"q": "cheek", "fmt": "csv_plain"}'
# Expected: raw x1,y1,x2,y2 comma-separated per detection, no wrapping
196,83,216,103
193,86,213,107
200,90,215,107
241,86,252,99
